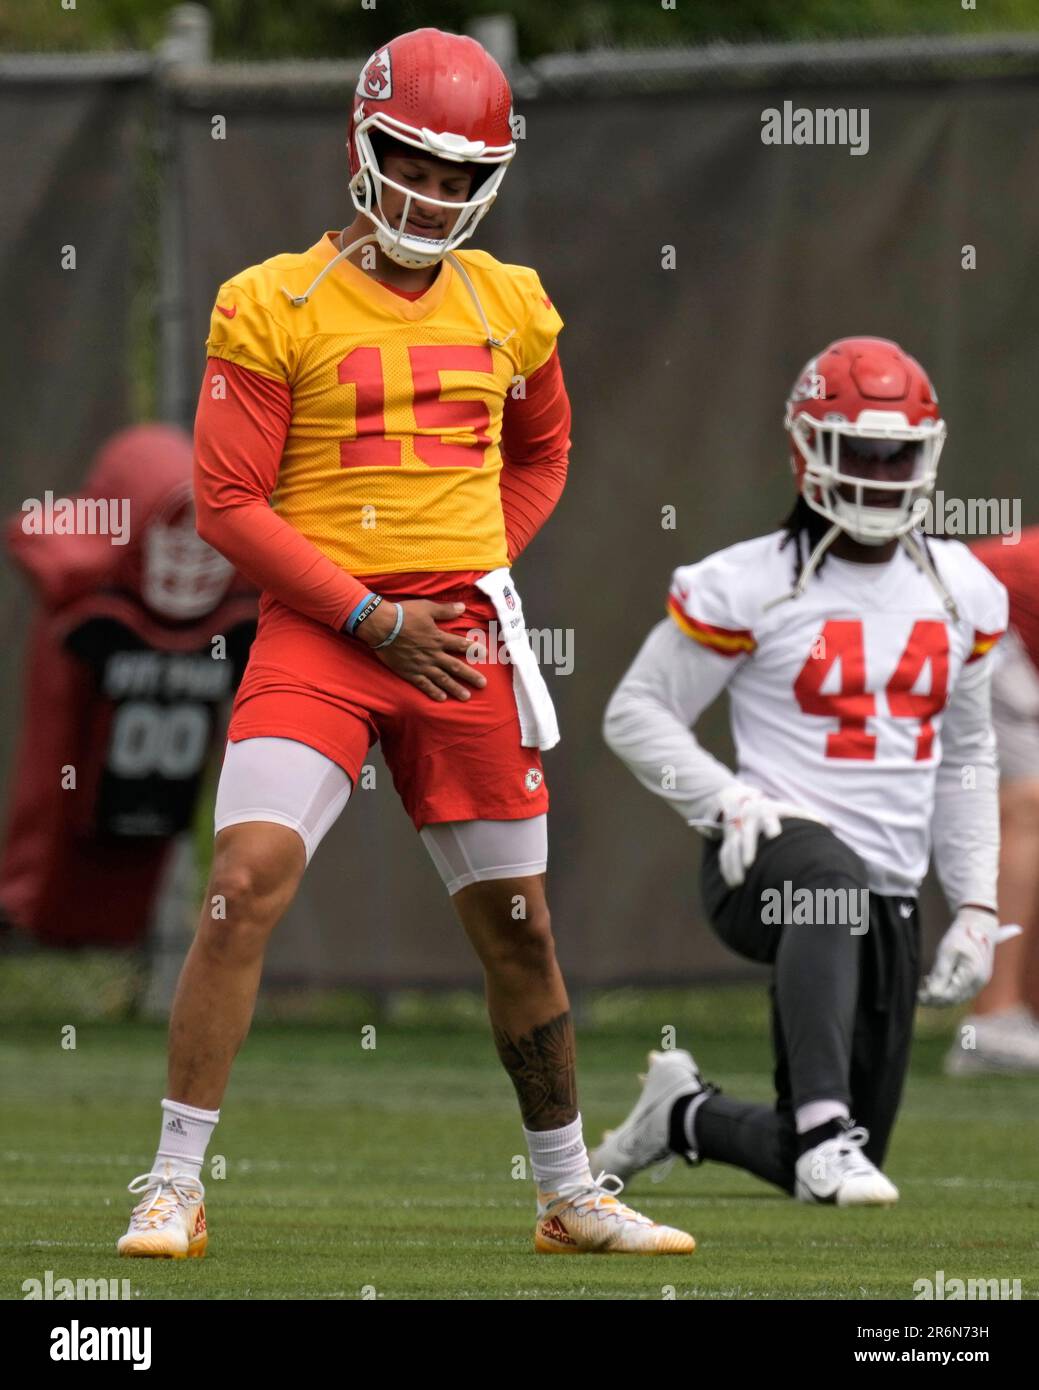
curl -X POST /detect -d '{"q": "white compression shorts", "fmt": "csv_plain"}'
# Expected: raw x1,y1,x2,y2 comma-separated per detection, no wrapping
213,736,548,894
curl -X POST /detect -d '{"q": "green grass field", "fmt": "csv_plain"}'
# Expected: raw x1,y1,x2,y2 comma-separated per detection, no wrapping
2,988,1036,1301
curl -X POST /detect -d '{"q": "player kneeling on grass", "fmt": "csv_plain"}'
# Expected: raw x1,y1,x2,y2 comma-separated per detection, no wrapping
591,337,1019,1206
117,28,693,1260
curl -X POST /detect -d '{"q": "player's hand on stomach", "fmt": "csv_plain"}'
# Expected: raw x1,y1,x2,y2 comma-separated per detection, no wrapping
917,907,1022,1008
357,600,487,702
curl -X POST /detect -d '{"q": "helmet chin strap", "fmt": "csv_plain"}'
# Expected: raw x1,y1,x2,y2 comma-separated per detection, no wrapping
279,232,379,307
835,514,891,548
832,490,913,547
279,226,516,350
763,522,841,612
445,251,516,348
374,224,446,270
765,509,960,620
898,529,960,620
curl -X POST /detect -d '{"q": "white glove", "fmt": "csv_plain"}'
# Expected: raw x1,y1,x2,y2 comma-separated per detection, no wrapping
917,907,1023,1008
714,784,826,888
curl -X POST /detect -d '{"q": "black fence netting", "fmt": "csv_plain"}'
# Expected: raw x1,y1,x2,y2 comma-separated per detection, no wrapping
3,42,1038,986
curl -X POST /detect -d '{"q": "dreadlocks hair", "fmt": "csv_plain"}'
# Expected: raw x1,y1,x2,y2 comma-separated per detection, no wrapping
778,494,837,589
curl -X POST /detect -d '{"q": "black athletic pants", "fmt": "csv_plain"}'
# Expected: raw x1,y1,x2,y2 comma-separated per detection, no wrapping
695,818,921,1194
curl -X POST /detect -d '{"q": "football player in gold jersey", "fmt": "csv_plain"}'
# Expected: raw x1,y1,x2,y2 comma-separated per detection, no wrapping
117,28,694,1260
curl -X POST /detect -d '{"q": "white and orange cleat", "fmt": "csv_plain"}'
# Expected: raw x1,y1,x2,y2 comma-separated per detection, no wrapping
535,1172,695,1254
117,1166,207,1259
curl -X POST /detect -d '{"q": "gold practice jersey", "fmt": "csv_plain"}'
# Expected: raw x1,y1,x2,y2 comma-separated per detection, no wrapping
205,234,563,576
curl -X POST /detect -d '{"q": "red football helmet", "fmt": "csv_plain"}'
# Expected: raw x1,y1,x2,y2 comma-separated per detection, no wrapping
347,28,515,269
784,337,946,544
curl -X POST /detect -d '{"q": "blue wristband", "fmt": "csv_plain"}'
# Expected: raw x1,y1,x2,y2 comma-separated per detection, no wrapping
345,592,381,636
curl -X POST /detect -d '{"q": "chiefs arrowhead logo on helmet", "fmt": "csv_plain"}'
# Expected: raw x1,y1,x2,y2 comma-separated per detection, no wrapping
789,360,826,403
357,46,392,101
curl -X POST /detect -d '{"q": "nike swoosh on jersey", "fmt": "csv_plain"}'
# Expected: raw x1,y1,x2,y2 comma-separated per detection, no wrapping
216,304,237,319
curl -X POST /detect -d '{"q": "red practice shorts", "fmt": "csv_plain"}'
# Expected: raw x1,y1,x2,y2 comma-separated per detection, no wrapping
227,580,550,829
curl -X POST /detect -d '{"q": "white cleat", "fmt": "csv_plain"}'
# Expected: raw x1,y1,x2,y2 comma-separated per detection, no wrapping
795,1124,899,1207
944,1007,1039,1076
588,1048,706,1187
117,1165,207,1258
535,1172,695,1254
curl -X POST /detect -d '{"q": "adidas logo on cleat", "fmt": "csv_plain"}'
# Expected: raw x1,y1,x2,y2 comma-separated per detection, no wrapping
539,1215,577,1246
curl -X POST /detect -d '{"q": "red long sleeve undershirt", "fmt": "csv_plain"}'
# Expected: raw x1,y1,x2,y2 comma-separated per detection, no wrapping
193,348,571,630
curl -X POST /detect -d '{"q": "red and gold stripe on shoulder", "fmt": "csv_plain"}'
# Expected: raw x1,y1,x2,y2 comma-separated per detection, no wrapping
966,628,1005,663
667,594,756,657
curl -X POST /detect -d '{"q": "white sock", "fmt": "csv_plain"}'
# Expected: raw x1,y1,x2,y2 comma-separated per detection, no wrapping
524,1115,593,1193
795,1099,849,1135
152,1097,220,1180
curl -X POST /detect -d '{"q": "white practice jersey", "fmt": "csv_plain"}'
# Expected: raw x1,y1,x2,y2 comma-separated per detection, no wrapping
653,531,1007,896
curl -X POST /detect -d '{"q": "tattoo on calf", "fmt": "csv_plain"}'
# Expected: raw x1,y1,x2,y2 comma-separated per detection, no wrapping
492,1010,578,1131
